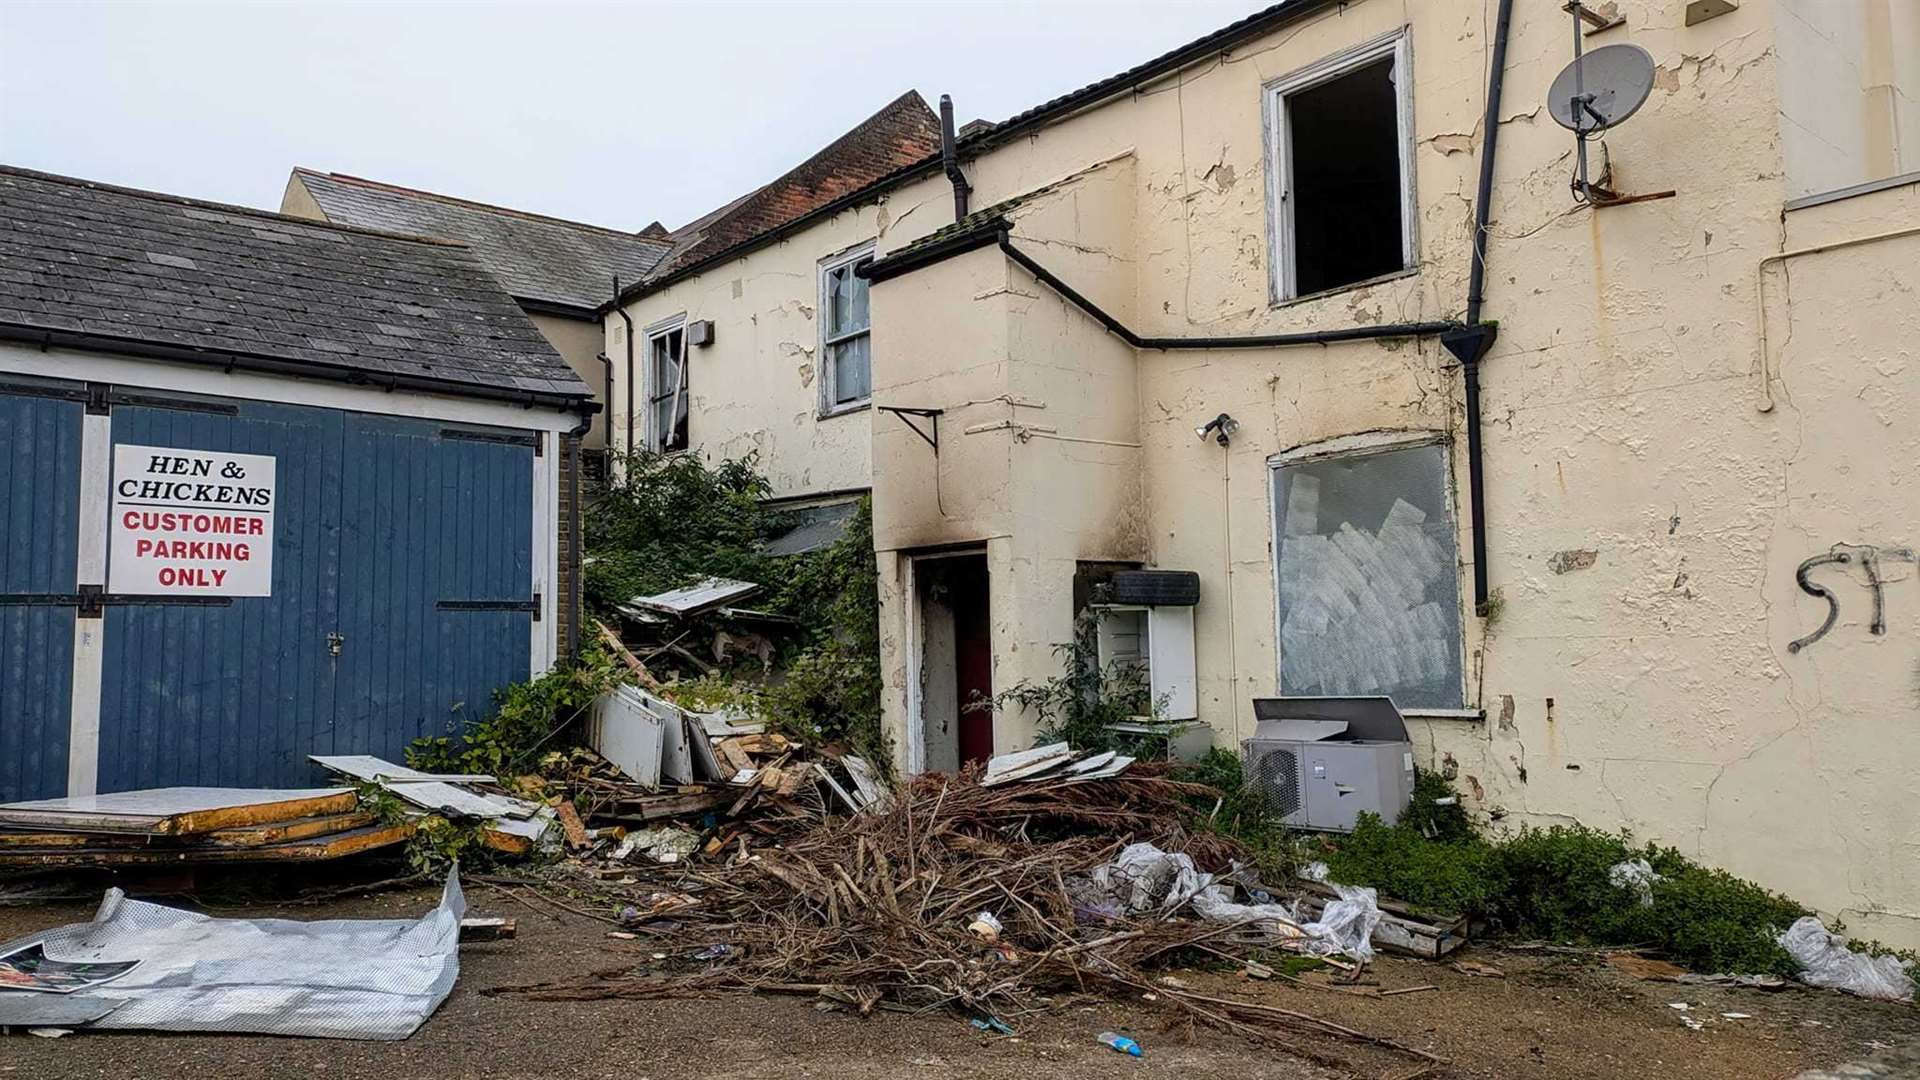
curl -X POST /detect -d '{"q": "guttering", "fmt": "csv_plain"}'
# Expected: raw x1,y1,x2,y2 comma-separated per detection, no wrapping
517,296,604,322
0,322,591,413
861,219,1007,284
998,237,1457,349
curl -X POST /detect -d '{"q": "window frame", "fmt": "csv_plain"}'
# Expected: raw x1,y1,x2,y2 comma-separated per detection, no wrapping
642,313,688,453
1262,28,1418,304
1265,431,1468,711
817,241,876,418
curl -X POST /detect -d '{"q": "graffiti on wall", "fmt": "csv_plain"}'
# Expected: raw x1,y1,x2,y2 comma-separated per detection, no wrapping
1788,543,1918,653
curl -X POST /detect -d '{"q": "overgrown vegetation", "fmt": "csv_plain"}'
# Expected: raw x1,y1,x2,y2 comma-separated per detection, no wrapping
583,451,773,606
1322,798,1812,976
356,781,498,876
1180,746,1307,884
987,610,1174,758
583,450,886,761
407,645,623,777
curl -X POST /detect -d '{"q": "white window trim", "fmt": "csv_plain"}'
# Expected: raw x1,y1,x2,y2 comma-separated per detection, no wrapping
818,241,876,418
1262,27,1418,305
1265,430,1469,709
641,313,687,453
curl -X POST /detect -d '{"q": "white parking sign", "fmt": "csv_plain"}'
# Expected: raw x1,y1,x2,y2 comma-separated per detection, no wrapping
108,444,276,596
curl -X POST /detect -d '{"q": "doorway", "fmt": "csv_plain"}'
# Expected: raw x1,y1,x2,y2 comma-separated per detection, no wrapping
910,551,991,773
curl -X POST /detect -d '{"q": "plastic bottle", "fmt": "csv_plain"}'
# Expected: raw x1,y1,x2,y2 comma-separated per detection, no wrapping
1098,1031,1143,1057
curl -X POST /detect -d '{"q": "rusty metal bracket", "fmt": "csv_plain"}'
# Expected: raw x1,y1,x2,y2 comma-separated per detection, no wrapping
878,406,943,453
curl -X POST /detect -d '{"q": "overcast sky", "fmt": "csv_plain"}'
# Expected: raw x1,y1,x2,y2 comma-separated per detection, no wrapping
0,0,1264,232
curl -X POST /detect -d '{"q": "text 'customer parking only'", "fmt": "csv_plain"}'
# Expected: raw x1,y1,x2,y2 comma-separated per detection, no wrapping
108,444,276,596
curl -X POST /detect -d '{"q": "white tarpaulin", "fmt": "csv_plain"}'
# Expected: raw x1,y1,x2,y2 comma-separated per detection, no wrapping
0,874,464,1039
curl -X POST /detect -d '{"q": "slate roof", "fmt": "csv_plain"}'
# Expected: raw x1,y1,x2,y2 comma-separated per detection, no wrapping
291,168,671,313
0,165,589,401
632,91,942,295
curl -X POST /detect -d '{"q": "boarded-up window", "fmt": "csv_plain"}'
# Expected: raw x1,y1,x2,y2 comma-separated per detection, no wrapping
1271,440,1464,708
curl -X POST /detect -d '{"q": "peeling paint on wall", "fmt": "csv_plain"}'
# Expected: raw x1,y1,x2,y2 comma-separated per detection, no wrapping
1548,549,1599,574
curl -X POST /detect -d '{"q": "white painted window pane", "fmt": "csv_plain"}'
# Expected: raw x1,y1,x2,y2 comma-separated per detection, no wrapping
1272,442,1463,708
827,266,853,337
849,258,870,330
831,333,870,404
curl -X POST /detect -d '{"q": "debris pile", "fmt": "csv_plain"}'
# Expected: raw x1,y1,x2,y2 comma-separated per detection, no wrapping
491,765,1442,1072
312,755,558,857
0,787,412,869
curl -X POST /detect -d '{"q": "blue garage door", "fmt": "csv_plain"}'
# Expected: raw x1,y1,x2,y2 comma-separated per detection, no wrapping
0,382,82,801
97,396,534,791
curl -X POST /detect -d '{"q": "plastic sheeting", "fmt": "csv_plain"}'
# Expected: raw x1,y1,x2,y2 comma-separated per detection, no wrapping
1073,842,1381,963
1778,916,1916,1003
0,874,464,1039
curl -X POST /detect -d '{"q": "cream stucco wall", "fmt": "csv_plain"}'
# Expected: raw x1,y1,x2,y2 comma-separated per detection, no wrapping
857,0,1920,945
607,199,926,497
528,312,610,449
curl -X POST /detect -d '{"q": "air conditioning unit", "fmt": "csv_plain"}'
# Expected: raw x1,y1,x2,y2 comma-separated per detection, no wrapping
1242,696,1414,833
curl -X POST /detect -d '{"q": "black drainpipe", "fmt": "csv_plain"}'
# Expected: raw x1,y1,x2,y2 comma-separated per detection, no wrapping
612,275,636,456
1442,0,1514,616
940,95,971,220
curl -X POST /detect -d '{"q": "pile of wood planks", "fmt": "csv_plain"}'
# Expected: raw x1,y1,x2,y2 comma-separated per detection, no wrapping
0,787,412,869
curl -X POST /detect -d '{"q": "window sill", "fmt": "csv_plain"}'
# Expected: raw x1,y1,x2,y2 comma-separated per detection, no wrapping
819,399,872,421
1400,708,1484,722
1272,265,1419,310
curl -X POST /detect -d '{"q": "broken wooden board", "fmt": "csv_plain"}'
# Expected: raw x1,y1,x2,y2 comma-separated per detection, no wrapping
841,756,887,810
458,917,516,943
0,821,413,867
595,789,731,823
200,811,376,848
982,742,1077,787
555,801,590,849
1293,882,1471,960
0,788,356,837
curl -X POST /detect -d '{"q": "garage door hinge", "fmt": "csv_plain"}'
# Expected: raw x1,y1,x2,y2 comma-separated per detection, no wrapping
85,383,110,416
534,431,545,458
533,591,542,620
77,584,104,618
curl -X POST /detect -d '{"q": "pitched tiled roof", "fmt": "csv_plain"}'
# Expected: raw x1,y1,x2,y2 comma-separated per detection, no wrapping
0,166,589,401
636,90,942,291
291,169,671,313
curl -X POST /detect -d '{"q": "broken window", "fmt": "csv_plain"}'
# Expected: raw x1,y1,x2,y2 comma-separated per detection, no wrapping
645,321,688,452
820,245,874,412
1270,438,1464,709
1267,32,1413,299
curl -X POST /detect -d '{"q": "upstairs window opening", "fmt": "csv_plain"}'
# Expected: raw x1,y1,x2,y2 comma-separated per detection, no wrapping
1267,32,1415,300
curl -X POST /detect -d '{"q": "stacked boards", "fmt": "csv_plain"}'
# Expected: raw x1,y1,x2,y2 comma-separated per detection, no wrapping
0,788,411,868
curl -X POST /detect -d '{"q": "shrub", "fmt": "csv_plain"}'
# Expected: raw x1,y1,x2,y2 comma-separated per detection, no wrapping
1320,803,1808,975
407,646,622,778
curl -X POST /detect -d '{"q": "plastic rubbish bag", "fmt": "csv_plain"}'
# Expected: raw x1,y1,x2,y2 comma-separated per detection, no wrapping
1295,884,1382,964
1608,859,1662,907
1074,842,1379,962
1778,917,1915,1002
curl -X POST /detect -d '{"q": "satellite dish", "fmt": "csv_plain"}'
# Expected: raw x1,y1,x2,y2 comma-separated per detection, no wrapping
1548,43,1656,133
